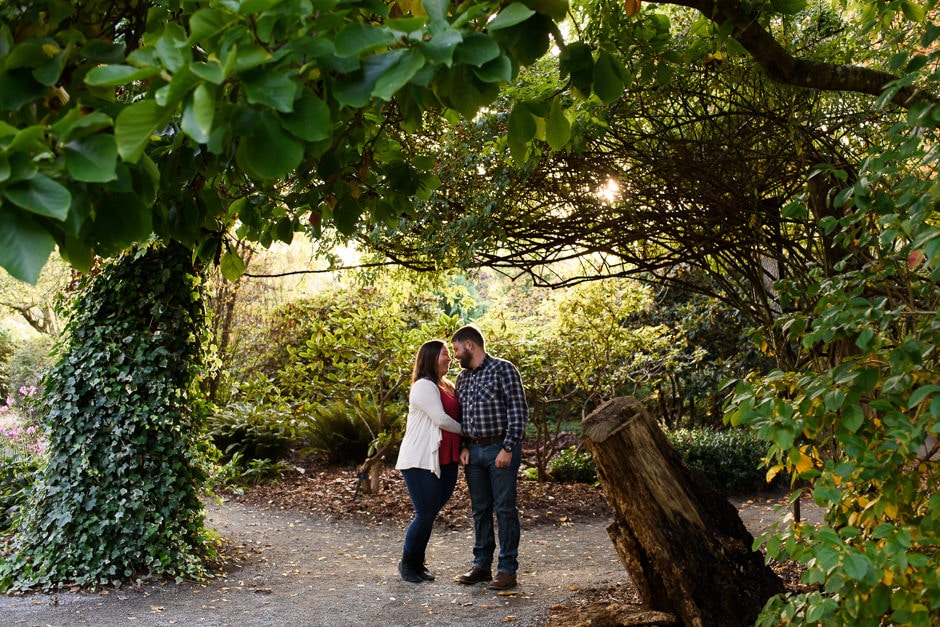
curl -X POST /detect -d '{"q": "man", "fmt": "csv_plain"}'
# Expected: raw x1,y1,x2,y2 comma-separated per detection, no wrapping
450,324,529,591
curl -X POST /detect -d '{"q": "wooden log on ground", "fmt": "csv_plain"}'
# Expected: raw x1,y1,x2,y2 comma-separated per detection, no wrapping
583,396,783,627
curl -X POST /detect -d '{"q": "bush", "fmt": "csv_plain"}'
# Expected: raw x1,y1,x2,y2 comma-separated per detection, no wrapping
548,446,597,483
307,402,381,466
667,427,775,495
208,402,302,464
5,334,55,396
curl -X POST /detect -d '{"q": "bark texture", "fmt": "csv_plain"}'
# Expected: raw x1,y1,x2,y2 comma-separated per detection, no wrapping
583,396,783,627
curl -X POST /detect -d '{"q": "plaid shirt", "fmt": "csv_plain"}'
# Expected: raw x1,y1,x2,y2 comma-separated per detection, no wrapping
455,354,528,449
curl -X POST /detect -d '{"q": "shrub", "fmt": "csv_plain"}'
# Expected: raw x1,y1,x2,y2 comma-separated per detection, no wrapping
208,401,301,464
5,334,55,396
307,402,381,466
548,446,597,483
667,427,774,495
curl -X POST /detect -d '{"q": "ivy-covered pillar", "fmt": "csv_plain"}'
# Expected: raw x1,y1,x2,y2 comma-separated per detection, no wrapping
0,243,212,591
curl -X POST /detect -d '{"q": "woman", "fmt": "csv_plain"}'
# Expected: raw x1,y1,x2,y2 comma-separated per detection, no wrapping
395,340,463,583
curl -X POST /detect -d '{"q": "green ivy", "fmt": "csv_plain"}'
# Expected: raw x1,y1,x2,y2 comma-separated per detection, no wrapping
0,243,213,591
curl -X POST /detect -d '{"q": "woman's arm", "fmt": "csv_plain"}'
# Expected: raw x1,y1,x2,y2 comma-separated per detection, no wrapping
411,379,462,434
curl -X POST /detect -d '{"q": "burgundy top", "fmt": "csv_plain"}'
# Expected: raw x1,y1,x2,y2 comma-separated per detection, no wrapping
438,388,462,465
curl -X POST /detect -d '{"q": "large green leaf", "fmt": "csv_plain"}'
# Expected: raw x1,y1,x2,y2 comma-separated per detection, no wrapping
333,195,362,235
89,192,152,257
65,135,119,183
334,53,399,108
473,54,512,83
373,49,426,101
0,206,56,284
220,248,246,281
4,173,71,219
243,68,298,112
181,84,215,144
235,111,303,179
188,8,233,45
335,24,397,57
115,101,169,163
454,33,501,66
0,69,47,110
545,99,570,150
593,51,625,103
283,91,331,142
488,3,535,31
85,64,161,86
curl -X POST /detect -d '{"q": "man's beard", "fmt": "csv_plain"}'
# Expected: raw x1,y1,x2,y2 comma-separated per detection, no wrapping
459,354,473,368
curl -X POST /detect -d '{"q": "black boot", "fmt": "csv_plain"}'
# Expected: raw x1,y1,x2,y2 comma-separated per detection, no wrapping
399,553,423,583
416,553,435,581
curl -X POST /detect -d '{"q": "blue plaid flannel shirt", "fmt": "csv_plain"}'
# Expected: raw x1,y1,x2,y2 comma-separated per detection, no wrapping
455,354,528,449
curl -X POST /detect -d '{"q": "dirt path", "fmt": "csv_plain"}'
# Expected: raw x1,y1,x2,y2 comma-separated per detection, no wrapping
0,493,822,627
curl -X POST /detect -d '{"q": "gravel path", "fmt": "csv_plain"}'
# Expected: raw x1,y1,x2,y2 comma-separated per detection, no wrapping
0,493,822,627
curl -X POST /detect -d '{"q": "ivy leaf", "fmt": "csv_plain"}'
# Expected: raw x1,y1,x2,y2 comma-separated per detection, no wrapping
65,135,119,183
0,207,56,284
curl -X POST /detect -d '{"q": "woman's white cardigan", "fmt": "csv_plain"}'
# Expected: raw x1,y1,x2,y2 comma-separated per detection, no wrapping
395,378,462,477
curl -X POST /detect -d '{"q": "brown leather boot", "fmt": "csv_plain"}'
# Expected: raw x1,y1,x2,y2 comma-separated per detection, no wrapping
455,566,492,585
488,571,517,590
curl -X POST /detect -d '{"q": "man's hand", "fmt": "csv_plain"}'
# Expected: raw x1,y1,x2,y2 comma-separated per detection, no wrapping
460,448,469,465
495,448,512,468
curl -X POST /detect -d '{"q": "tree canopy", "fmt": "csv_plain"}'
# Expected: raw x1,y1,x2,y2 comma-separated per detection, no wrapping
0,0,932,284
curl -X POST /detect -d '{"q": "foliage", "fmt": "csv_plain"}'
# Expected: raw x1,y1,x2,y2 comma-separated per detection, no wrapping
666,427,775,496
547,446,597,484
0,243,213,591
728,15,940,623
0,327,12,397
0,386,47,534
208,397,300,465
216,274,458,468
476,277,687,480
0,0,618,284
307,401,382,466
2,333,55,398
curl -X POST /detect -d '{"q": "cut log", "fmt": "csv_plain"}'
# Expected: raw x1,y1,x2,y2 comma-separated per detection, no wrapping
583,396,783,627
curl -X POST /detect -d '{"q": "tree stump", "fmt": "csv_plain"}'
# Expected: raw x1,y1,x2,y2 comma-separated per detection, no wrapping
583,396,783,627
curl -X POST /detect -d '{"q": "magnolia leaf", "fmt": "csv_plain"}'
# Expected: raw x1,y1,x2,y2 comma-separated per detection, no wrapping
190,60,225,84
335,24,397,57
115,100,168,162
188,8,233,45
373,49,426,101
5,173,71,220
488,3,535,31
236,112,303,179
473,54,512,83
283,92,332,142
454,33,501,67
220,248,246,281
0,207,56,284
65,135,119,183
85,64,160,86
593,51,625,103
333,195,362,235
545,100,570,150
243,69,297,112
508,103,536,143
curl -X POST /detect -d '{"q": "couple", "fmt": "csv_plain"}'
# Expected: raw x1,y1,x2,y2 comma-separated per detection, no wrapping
394,324,528,591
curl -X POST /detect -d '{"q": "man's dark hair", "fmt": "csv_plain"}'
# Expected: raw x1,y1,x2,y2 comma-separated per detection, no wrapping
451,324,485,351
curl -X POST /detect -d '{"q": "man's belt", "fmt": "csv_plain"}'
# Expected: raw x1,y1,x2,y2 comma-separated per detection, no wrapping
466,434,504,446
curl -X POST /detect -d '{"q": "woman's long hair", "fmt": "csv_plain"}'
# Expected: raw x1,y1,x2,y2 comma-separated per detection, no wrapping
412,340,444,384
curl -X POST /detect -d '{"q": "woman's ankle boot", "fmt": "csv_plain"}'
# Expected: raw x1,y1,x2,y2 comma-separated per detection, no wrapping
399,553,422,583
416,553,435,581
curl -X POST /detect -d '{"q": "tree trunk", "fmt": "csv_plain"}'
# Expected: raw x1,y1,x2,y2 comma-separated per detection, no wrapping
583,396,783,627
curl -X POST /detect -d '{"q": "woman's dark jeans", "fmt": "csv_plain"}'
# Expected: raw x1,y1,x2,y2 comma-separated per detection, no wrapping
401,462,459,557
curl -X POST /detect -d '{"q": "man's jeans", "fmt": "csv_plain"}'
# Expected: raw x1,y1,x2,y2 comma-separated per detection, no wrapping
464,442,521,574
401,463,459,557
